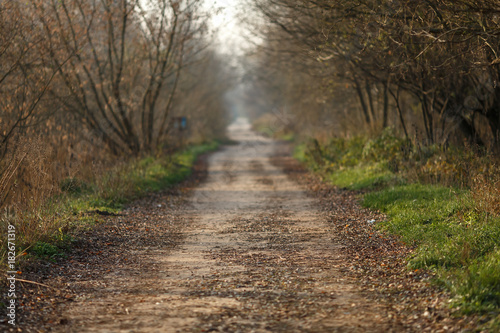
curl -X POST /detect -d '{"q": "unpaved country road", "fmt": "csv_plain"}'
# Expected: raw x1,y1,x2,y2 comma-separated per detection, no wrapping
52,119,401,332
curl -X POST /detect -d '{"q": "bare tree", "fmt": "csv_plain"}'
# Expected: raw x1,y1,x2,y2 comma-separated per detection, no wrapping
0,1,62,162
33,0,206,154
250,0,500,150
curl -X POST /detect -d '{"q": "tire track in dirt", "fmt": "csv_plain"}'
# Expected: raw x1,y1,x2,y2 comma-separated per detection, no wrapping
52,118,403,332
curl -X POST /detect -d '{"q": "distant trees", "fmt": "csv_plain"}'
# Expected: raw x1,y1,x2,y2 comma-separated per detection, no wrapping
174,50,232,142
251,0,500,151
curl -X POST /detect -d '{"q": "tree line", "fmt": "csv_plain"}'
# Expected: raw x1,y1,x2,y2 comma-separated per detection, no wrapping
249,0,500,151
0,0,231,208
0,0,229,159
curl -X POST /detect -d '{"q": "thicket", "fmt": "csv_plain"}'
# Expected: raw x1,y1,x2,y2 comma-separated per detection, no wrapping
0,141,218,265
249,0,500,150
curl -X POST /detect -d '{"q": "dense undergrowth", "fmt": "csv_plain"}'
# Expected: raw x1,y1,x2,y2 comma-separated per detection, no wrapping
0,142,218,271
294,129,500,328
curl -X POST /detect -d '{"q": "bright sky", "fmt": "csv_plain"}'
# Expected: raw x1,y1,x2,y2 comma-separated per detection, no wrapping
203,0,255,57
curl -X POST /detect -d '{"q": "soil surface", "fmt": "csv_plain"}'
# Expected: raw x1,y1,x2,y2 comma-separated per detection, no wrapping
4,118,478,332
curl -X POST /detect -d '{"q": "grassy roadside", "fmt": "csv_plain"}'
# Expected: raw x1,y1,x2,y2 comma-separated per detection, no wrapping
294,131,500,329
0,142,219,273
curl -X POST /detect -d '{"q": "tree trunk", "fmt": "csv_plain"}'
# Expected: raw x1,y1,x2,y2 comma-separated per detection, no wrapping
353,76,371,125
365,80,376,124
389,86,409,140
382,79,389,128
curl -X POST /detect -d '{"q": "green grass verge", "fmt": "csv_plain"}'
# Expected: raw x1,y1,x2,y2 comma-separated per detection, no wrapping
364,184,500,315
65,141,218,214
2,141,219,265
295,134,500,323
327,163,399,190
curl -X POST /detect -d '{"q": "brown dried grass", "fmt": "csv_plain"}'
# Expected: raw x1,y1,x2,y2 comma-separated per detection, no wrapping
0,132,111,267
471,164,500,217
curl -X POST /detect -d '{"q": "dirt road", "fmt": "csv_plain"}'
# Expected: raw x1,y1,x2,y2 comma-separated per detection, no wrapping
47,118,403,332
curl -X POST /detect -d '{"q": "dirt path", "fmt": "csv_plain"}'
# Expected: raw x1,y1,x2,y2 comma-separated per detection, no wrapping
40,118,405,332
